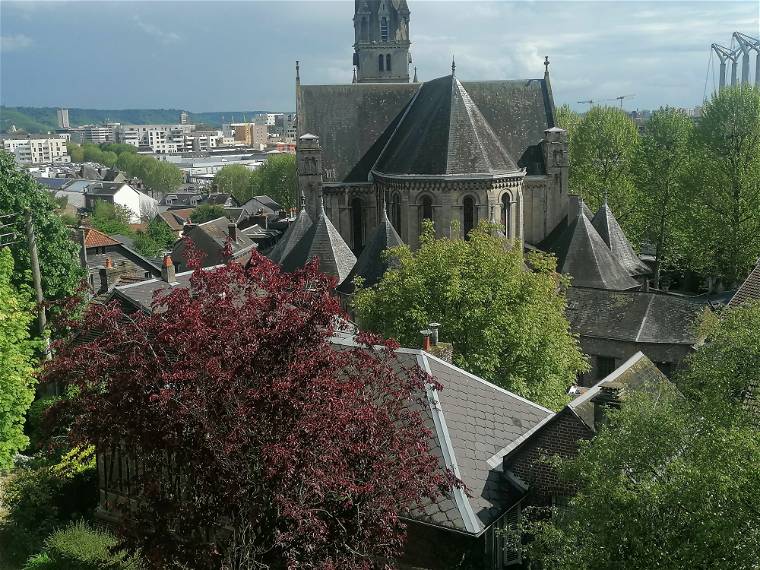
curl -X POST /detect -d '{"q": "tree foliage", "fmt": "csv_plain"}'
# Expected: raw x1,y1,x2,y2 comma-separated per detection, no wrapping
133,217,176,258
353,222,588,410
683,86,760,285
90,201,132,236
44,254,451,569
0,249,38,469
0,151,85,301
250,153,297,209
213,164,254,203
190,203,226,224
631,107,694,287
525,305,760,569
570,106,640,221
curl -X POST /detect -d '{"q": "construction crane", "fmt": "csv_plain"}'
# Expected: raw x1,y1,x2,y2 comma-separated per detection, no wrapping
711,43,740,89
614,94,635,108
733,32,760,85
577,99,594,108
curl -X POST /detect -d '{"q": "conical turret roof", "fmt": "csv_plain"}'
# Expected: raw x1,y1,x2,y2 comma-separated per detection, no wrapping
591,203,650,276
337,209,404,294
549,211,639,291
281,199,357,284
375,75,521,176
268,206,313,264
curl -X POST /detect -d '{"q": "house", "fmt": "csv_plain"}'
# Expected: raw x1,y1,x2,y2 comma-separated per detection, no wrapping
203,193,238,208
171,217,255,271
727,257,760,308
84,182,159,223
156,208,195,237
566,287,707,383
77,227,161,293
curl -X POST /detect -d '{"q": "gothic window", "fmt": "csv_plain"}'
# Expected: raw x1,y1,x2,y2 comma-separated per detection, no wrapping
386,54,392,71
380,17,389,42
378,54,385,72
390,192,401,232
501,193,512,238
420,195,433,223
463,195,477,238
351,197,364,252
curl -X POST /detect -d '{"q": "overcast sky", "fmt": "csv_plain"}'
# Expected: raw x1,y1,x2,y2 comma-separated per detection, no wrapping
1,1,758,112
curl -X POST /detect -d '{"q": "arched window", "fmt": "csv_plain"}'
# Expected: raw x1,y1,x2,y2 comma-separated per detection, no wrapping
351,197,364,252
420,195,433,223
380,17,389,42
378,54,385,72
463,196,477,238
501,193,512,238
390,192,401,232
386,54,392,71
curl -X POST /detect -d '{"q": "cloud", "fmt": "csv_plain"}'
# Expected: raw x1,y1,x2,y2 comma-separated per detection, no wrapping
133,16,180,44
1,34,33,52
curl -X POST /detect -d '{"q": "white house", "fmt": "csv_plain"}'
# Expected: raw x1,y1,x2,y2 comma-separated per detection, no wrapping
84,182,158,223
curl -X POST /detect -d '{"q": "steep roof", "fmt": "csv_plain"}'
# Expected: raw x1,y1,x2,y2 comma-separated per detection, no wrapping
548,212,639,290
591,203,650,276
281,201,356,283
728,258,760,308
158,208,195,233
337,210,404,294
83,227,120,248
374,76,520,176
297,76,554,182
267,207,313,264
566,287,706,345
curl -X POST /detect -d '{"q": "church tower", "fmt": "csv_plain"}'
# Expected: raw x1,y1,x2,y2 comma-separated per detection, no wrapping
353,0,411,83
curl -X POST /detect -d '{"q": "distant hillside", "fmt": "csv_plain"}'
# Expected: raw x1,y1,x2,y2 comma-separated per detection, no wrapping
0,107,284,133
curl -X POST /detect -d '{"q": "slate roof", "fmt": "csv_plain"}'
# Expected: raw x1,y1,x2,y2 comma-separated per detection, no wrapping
565,287,706,345
84,182,128,197
547,212,639,290
83,227,120,248
267,206,313,264
728,258,760,308
337,209,404,294
190,217,255,258
281,201,356,284
297,76,554,182
591,203,650,276
158,208,195,233
109,268,197,312
374,76,521,176
35,177,69,190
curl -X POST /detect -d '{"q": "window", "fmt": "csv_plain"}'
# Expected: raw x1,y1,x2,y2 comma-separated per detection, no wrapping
390,192,401,233
380,17,389,42
378,54,385,72
486,503,522,568
463,195,477,238
597,356,616,378
351,197,364,252
420,195,433,222
501,193,512,238
386,54,392,71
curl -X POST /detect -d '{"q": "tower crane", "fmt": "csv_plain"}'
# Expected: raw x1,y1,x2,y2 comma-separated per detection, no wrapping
711,43,739,90
577,99,594,108
733,32,760,85
614,94,635,108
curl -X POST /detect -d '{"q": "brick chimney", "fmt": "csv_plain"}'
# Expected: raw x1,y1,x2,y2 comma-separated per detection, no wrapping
104,257,114,269
420,329,432,351
161,253,177,283
228,222,238,242
591,381,626,429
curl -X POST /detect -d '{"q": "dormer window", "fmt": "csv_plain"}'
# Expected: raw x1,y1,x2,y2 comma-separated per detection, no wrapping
380,17,389,42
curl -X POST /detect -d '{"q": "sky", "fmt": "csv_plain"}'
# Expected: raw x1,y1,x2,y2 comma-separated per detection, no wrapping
1,0,758,112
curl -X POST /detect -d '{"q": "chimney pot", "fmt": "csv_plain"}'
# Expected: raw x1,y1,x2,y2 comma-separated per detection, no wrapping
104,257,113,269
420,329,432,352
428,322,440,346
228,222,238,242
161,253,177,283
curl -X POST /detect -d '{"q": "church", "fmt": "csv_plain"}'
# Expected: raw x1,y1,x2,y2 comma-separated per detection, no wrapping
295,0,570,252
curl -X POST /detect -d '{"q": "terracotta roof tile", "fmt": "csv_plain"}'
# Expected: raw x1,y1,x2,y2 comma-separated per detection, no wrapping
84,228,120,248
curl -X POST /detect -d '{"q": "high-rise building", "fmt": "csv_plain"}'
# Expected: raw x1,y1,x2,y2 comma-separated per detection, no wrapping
57,108,70,129
180,111,189,125
353,0,411,83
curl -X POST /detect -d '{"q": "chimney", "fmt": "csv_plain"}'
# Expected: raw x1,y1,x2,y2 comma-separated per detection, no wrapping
228,222,238,242
98,266,109,293
104,257,113,269
591,381,626,429
429,322,440,346
161,253,177,283
78,227,88,268
420,329,432,351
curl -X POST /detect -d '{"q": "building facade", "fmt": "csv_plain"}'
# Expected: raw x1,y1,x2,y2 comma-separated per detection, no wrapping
2,136,70,164
353,0,412,83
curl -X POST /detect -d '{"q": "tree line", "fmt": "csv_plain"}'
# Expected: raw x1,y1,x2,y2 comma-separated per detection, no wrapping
212,154,297,209
559,85,760,289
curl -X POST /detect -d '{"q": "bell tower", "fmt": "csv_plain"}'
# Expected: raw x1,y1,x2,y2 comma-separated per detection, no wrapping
353,0,411,83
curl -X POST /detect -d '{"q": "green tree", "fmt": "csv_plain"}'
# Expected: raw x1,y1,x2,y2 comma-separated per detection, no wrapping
631,107,694,287
133,217,177,257
213,164,254,203
81,144,104,164
0,151,85,301
353,222,588,410
91,201,132,236
145,161,183,195
66,143,84,163
190,204,225,224
555,104,581,141
116,151,138,174
250,154,297,209
570,106,640,221
0,249,38,470
99,151,118,168
99,143,137,156
685,86,760,285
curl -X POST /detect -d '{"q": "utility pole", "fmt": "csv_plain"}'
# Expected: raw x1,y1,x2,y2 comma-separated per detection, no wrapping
24,209,47,340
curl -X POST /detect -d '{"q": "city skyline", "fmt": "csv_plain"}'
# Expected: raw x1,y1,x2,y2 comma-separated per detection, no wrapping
1,1,758,113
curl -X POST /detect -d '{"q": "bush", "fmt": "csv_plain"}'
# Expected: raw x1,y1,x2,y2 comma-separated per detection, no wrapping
26,396,63,450
41,520,142,569
22,552,54,570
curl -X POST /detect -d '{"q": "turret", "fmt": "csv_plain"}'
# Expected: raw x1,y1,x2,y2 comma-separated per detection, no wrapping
297,133,323,220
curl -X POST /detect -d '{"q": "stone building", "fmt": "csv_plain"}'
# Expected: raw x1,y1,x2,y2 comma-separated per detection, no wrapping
296,1,568,254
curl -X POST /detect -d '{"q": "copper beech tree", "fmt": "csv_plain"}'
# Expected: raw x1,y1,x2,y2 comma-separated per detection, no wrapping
44,251,454,569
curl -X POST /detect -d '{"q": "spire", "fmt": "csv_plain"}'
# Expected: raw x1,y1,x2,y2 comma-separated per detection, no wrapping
413,66,418,83
544,55,550,77
451,54,456,77
352,66,357,84
296,60,300,85
300,190,306,209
